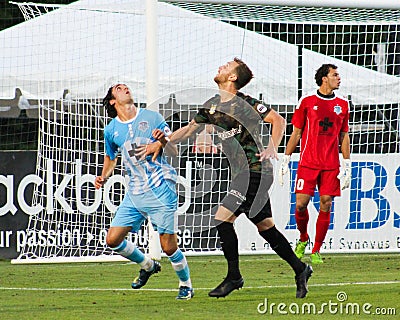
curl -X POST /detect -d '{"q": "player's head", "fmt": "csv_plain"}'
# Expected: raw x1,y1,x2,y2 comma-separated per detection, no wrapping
232,57,254,89
103,86,117,118
315,63,339,87
103,84,134,118
214,57,254,90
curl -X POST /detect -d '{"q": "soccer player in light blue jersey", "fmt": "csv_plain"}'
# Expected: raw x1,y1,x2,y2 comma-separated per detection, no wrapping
94,84,193,300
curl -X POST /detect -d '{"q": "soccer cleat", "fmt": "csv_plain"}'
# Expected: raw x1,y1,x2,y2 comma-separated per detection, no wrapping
310,252,324,264
295,264,313,298
208,277,244,298
294,240,308,259
176,286,194,300
131,260,161,289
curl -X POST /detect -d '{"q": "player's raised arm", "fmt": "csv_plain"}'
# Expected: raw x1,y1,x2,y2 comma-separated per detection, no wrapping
134,129,178,161
169,119,202,143
257,109,286,161
138,120,202,160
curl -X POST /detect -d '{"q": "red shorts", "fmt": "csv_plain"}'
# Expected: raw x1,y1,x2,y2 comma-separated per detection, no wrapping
295,166,341,197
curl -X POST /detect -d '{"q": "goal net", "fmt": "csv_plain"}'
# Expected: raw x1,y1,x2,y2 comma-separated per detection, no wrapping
5,0,399,263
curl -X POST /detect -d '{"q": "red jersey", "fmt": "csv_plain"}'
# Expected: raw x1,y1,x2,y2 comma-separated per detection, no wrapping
292,90,349,170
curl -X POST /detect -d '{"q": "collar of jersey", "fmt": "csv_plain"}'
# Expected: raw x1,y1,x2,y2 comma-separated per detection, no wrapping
316,90,335,100
115,107,141,124
214,91,243,105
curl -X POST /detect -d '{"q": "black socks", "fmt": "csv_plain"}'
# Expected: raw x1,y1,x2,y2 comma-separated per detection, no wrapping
259,225,306,275
216,221,241,279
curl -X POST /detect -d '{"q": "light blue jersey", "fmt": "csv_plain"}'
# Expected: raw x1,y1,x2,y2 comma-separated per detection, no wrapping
104,108,177,195
104,106,191,290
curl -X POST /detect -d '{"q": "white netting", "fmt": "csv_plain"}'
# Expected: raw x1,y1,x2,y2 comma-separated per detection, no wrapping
4,0,399,263
9,2,64,20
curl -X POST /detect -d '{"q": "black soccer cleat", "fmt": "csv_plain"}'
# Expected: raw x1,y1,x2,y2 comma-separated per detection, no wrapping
208,277,244,298
131,260,161,289
295,264,313,298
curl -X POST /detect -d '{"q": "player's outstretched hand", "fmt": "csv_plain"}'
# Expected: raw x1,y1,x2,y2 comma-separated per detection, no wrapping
256,143,278,161
278,154,291,186
337,159,351,190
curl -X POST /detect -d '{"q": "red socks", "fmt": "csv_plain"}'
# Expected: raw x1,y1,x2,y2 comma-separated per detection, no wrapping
295,208,309,242
313,210,331,253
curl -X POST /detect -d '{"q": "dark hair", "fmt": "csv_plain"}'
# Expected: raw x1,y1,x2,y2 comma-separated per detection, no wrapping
232,57,254,90
315,63,337,86
103,86,117,118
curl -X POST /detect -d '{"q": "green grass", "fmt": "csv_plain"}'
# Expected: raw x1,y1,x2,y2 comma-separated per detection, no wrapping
0,254,399,320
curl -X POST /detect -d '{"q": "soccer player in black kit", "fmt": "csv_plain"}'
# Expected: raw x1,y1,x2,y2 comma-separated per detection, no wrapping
168,58,313,298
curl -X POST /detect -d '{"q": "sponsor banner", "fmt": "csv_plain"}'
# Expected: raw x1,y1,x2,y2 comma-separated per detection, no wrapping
236,154,400,253
0,151,34,259
1,152,399,259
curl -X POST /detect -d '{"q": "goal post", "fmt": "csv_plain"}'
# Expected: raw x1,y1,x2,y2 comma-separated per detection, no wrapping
5,0,400,264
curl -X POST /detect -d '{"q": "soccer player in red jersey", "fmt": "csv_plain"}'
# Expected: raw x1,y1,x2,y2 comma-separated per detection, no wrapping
279,64,351,264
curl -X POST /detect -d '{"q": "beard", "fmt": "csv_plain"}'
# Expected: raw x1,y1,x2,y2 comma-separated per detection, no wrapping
214,73,227,84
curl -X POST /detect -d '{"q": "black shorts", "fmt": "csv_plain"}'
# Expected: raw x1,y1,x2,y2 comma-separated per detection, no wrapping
221,171,273,224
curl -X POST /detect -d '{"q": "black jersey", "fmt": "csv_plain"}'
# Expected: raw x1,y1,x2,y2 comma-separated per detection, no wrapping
193,92,272,177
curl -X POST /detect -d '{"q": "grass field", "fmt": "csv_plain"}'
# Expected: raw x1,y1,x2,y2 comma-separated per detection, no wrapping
0,253,399,320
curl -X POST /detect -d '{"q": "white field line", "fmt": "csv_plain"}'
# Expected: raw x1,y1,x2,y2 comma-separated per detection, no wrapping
1,280,399,292
14,253,399,268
